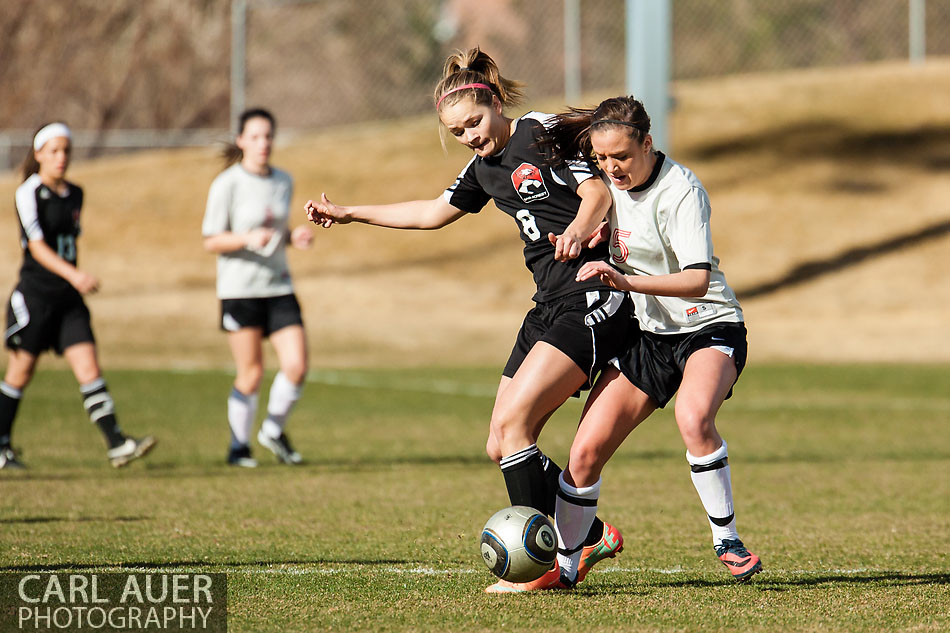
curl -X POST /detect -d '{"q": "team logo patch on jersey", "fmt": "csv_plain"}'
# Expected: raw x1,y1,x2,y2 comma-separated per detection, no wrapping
511,162,549,203
684,304,717,323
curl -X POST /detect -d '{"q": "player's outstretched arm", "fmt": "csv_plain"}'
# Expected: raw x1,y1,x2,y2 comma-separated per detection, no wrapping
305,193,466,230
548,177,612,262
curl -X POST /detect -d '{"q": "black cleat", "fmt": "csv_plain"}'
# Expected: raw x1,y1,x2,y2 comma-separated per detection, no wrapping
227,444,258,468
257,430,302,464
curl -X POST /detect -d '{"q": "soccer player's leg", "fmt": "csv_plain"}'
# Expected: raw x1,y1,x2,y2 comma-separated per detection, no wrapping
2,290,45,469
677,348,761,580
0,348,37,470
486,342,587,593
64,342,157,468
493,342,586,510
567,367,655,583
226,326,264,467
259,319,306,464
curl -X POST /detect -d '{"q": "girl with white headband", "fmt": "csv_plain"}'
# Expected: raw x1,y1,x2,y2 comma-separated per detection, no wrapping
305,47,631,593
1,122,157,469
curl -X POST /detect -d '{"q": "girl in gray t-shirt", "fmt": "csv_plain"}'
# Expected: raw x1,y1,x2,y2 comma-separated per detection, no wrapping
202,108,313,468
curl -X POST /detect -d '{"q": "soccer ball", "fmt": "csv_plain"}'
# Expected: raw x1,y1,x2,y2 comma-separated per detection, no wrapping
479,505,557,582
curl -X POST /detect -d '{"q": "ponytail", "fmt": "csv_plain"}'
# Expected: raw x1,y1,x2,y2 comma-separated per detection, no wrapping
541,96,652,164
433,47,524,113
19,150,40,183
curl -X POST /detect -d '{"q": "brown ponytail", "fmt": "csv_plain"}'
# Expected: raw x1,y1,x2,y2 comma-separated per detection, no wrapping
541,96,652,164
19,122,55,182
19,149,40,183
433,47,525,113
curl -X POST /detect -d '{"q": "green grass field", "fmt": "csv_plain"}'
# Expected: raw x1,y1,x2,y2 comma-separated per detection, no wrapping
1,365,948,632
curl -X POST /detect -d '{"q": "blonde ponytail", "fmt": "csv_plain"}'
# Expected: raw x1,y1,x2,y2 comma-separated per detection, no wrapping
433,47,524,112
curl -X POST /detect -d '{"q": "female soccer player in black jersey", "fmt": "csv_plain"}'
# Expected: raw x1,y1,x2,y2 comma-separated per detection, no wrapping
1,123,156,469
306,48,630,592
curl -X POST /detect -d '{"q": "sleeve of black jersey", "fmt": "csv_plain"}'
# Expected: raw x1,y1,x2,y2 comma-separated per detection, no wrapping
443,157,491,214
73,185,84,237
549,156,599,193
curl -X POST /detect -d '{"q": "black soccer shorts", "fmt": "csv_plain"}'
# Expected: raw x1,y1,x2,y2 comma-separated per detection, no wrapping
4,287,96,356
219,293,303,337
615,321,748,408
503,289,633,390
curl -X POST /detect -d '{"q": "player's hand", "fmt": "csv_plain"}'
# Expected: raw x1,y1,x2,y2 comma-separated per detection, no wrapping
70,270,100,295
547,231,584,262
290,225,314,250
584,222,610,249
575,261,632,291
245,227,276,249
305,193,350,227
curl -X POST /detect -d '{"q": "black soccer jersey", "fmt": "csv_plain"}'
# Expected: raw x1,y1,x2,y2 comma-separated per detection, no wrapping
443,112,612,302
14,173,84,296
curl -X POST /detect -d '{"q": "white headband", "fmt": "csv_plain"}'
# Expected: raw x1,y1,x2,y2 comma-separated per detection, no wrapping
33,123,72,151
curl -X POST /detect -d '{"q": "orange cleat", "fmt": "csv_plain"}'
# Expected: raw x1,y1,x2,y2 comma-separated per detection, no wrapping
575,522,624,583
715,539,763,581
484,561,569,593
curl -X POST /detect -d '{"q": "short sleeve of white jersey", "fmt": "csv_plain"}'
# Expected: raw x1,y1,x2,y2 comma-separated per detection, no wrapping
202,172,232,237
666,186,713,270
15,175,44,241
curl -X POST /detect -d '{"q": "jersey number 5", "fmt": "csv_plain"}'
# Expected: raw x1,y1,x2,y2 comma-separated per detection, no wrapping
611,229,630,264
515,209,542,241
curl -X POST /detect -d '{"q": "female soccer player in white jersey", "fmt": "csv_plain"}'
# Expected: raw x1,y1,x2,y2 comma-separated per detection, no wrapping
203,108,314,468
538,96,762,586
1,123,157,469
306,48,630,592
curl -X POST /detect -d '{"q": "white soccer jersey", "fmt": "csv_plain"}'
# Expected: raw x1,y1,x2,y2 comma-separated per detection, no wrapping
202,164,294,299
607,153,742,334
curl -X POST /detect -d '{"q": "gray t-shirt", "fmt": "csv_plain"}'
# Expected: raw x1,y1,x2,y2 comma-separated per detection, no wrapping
202,163,294,299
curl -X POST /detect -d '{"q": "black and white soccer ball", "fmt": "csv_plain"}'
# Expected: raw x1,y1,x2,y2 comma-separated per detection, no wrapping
479,505,557,582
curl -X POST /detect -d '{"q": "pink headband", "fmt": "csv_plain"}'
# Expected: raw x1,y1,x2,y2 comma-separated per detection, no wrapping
436,83,495,109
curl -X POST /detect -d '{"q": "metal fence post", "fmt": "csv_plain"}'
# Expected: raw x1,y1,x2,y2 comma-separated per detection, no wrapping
626,0,671,151
909,0,926,63
564,0,582,104
231,0,247,133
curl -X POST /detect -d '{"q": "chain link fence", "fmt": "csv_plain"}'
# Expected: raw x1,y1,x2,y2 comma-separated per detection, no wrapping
1,0,948,167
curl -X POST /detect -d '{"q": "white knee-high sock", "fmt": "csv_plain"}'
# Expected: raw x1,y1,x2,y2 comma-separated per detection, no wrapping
687,440,739,546
554,473,601,582
261,372,302,439
228,387,258,449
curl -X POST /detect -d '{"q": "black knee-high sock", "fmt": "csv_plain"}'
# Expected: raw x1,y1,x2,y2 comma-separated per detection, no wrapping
0,382,22,447
499,445,549,513
80,379,125,449
539,452,605,546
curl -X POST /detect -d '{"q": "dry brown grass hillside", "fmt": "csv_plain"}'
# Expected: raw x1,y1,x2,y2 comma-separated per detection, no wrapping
1,60,948,370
